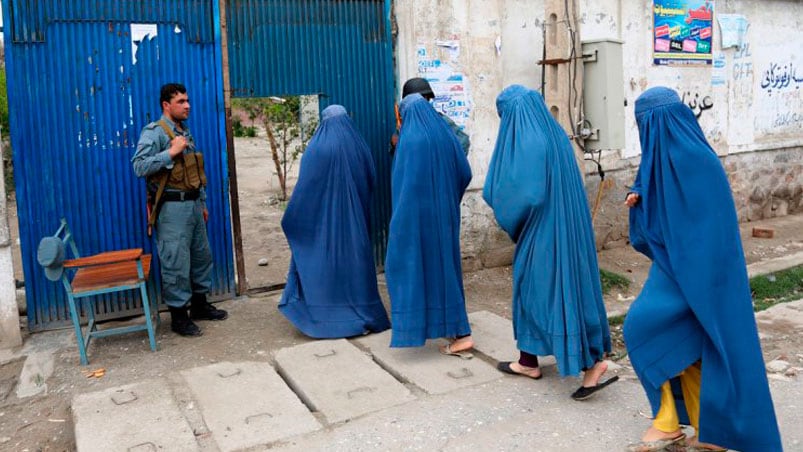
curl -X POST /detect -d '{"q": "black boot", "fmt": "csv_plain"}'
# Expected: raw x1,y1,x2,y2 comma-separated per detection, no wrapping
190,293,228,321
169,306,203,337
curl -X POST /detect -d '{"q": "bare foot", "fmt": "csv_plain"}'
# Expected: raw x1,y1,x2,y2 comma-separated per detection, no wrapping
508,362,542,378
687,436,726,451
627,427,685,452
581,360,608,387
445,336,474,353
641,426,684,442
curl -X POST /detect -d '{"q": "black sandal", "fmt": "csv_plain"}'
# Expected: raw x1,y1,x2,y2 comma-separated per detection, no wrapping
496,361,543,380
570,375,619,400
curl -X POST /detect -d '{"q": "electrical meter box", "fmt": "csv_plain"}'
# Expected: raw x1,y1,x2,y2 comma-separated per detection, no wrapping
582,39,625,150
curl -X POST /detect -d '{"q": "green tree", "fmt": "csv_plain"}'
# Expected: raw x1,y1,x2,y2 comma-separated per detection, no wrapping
233,96,317,201
0,68,9,136
0,67,13,195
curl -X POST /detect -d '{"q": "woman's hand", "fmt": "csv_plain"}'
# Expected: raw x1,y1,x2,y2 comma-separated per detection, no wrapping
625,192,640,207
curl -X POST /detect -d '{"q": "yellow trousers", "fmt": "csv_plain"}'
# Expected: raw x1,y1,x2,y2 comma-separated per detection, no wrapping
653,362,702,433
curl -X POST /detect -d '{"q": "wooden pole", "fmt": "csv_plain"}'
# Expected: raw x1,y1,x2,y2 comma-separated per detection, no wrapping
218,0,248,295
542,0,585,172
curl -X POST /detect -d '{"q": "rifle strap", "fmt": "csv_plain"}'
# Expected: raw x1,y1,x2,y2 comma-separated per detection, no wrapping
157,119,176,140
147,120,177,229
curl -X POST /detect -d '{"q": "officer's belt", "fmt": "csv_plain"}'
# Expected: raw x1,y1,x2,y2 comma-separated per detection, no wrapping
162,190,201,202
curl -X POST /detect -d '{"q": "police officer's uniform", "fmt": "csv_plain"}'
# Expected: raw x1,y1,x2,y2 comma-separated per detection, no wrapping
132,115,224,334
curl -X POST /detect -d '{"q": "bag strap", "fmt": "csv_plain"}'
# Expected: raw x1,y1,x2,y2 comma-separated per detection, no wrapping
147,120,176,231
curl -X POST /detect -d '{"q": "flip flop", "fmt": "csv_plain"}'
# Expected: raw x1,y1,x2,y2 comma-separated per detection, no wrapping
625,434,686,452
439,342,474,359
570,375,619,400
496,361,542,379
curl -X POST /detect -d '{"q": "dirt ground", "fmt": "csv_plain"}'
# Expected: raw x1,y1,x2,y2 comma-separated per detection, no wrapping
232,131,299,290
2,132,803,450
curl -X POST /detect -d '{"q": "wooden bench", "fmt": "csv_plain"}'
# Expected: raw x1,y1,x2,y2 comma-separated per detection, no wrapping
41,219,159,365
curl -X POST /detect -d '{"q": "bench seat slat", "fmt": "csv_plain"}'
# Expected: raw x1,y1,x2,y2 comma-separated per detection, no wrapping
64,248,144,269
71,255,152,294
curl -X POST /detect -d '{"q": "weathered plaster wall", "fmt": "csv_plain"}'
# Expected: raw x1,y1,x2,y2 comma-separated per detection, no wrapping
394,0,549,268
0,133,22,349
583,0,803,249
394,1,803,266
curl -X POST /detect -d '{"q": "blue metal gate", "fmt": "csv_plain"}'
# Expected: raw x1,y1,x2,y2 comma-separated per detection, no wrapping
226,0,396,265
2,0,235,330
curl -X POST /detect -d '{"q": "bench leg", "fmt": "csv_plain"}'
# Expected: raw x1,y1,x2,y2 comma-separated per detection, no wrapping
140,283,158,352
149,277,161,328
67,294,89,366
86,297,96,334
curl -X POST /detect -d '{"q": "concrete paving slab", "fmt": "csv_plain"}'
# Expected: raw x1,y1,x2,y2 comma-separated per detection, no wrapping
181,361,320,451
442,378,652,452
467,311,518,362
355,331,501,395
468,311,556,367
0,348,20,365
274,373,644,452
20,329,75,354
72,378,197,452
275,373,803,452
15,351,54,398
274,339,415,424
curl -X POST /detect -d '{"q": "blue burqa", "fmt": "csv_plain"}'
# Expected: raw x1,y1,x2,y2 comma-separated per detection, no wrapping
278,105,390,338
386,93,472,347
482,85,610,376
623,87,782,451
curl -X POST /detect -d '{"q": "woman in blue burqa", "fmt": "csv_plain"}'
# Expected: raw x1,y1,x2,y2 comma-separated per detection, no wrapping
278,104,390,339
624,87,781,452
483,85,616,399
385,93,474,355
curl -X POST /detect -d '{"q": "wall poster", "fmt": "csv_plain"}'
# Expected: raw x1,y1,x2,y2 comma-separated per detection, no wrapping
653,1,714,65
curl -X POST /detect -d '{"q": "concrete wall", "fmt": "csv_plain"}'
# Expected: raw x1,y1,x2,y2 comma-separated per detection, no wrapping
394,0,548,269
0,133,22,349
581,0,803,249
393,0,803,264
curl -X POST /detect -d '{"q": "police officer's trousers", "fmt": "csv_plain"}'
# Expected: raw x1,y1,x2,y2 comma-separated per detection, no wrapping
155,199,213,308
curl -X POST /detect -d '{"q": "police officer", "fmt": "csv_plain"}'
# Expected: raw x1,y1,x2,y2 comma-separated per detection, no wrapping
390,77,470,155
132,83,228,337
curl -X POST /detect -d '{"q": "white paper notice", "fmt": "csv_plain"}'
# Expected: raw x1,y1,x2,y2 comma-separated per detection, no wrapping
130,23,158,64
717,14,749,49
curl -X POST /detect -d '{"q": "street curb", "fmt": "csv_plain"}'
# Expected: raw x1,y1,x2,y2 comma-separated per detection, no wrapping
747,251,803,278
605,251,803,321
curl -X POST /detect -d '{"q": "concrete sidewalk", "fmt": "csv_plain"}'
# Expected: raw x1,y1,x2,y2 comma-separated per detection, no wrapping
70,309,803,452
3,214,802,451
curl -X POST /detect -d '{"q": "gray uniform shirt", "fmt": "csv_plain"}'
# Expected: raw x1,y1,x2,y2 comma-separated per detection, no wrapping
440,113,471,156
132,115,207,207
390,112,471,156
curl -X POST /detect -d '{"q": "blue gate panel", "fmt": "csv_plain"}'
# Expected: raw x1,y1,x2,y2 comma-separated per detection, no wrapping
6,0,215,44
227,0,395,265
2,0,234,330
